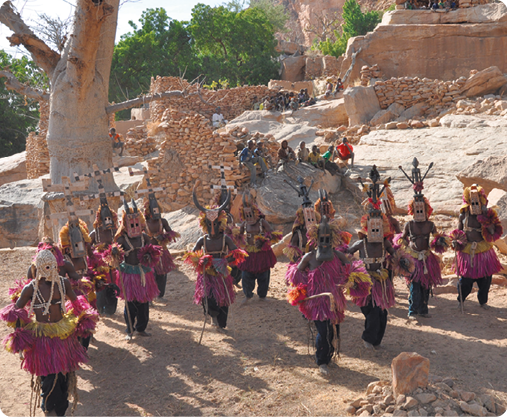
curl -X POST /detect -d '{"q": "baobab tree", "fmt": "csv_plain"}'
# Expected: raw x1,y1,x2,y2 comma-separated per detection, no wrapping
0,0,196,191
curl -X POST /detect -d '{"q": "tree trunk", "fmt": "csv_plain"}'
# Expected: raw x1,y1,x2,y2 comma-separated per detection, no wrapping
47,0,119,191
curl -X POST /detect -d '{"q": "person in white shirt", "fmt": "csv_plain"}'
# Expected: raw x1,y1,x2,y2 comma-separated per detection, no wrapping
212,107,227,128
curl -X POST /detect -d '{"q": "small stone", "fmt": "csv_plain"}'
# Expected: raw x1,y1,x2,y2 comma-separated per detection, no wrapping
373,405,383,415
404,397,419,409
392,353,429,397
480,395,495,413
495,402,506,415
346,405,357,415
360,401,370,407
386,406,395,413
352,399,364,408
373,385,383,394
418,408,428,417
460,401,486,416
434,407,444,414
434,383,451,393
396,395,407,405
449,390,459,399
443,410,458,417
396,122,409,129
415,394,436,404
442,378,454,388
407,410,419,417
359,411,371,417
460,391,475,402
386,122,397,129
384,395,395,406
393,410,408,417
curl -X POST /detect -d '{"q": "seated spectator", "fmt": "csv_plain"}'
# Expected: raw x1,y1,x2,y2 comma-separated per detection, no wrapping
296,141,309,162
335,78,344,93
109,127,124,157
289,97,298,111
278,140,296,164
322,145,341,176
308,145,324,168
298,89,306,104
325,79,334,98
444,0,450,9
254,141,273,169
212,107,228,128
252,96,261,110
431,1,439,9
450,0,456,8
336,137,354,167
240,139,267,187
438,0,445,8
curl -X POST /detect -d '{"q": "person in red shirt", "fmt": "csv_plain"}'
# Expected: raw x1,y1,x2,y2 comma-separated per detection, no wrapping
336,137,354,167
109,127,124,156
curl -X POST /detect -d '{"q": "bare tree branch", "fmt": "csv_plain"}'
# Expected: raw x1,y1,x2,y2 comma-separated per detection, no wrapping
0,1,61,76
342,47,362,86
0,69,50,100
105,88,215,114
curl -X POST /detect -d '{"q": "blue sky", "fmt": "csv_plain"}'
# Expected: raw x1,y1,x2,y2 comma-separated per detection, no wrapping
0,0,224,58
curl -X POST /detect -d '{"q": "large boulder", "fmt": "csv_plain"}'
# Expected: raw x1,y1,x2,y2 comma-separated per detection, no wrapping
457,155,507,196
0,178,44,248
461,66,507,98
0,151,27,187
392,352,430,397
280,56,306,82
352,115,507,215
489,189,507,255
296,99,348,128
344,86,381,126
339,3,507,81
398,102,428,121
256,162,341,224
165,206,201,252
370,109,396,125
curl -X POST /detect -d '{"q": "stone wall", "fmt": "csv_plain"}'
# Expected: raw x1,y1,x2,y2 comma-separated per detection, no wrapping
374,76,467,111
145,110,243,211
124,125,157,157
26,100,50,179
150,77,276,124
304,55,343,80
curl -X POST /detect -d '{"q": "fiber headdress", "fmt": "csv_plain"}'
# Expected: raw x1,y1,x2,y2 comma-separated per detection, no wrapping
36,237,65,267
399,158,434,221
93,204,118,229
460,184,488,214
193,186,230,235
59,219,92,253
238,191,263,223
314,188,336,219
114,199,147,240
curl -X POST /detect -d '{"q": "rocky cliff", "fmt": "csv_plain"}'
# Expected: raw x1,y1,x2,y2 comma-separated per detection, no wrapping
340,3,507,82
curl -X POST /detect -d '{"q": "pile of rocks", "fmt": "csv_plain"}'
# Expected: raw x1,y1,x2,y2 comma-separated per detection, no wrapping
149,76,275,126
361,65,382,87
124,125,157,157
347,378,505,417
456,96,507,116
145,110,242,211
26,100,50,179
374,76,467,113
336,124,371,144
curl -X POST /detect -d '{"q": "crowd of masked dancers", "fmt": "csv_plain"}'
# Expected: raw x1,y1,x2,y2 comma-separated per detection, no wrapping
0,158,503,415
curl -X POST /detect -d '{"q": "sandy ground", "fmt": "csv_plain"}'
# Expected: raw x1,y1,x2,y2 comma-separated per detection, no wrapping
0,244,506,417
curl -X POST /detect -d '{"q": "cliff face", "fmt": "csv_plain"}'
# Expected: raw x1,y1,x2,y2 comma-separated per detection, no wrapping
339,3,507,82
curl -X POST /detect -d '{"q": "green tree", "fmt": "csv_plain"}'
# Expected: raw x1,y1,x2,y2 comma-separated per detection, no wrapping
109,8,199,119
189,4,279,86
0,51,46,157
249,0,288,32
314,0,381,57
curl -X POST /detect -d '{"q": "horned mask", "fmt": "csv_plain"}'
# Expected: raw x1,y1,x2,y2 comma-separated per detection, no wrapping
193,189,230,237
124,199,143,238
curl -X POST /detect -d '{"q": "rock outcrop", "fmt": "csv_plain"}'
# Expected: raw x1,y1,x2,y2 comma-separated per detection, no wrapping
457,155,507,195
340,4,507,82
0,152,26,187
344,86,381,126
392,352,430,397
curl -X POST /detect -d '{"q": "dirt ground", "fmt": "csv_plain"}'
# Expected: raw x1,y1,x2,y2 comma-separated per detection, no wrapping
0,243,506,417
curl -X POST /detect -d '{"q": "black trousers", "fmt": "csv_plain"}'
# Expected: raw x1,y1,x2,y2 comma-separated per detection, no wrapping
41,373,69,416
96,284,118,316
203,296,229,328
155,273,167,298
360,300,388,346
314,320,340,365
78,335,91,350
408,282,430,316
242,270,270,298
124,300,149,333
457,276,492,305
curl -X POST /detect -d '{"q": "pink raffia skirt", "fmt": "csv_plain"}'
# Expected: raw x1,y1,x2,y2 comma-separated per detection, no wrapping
455,247,502,279
117,263,159,303
155,247,176,275
194,272,236,307
238,249,277,273
407,251,443,289
371,278,396,310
